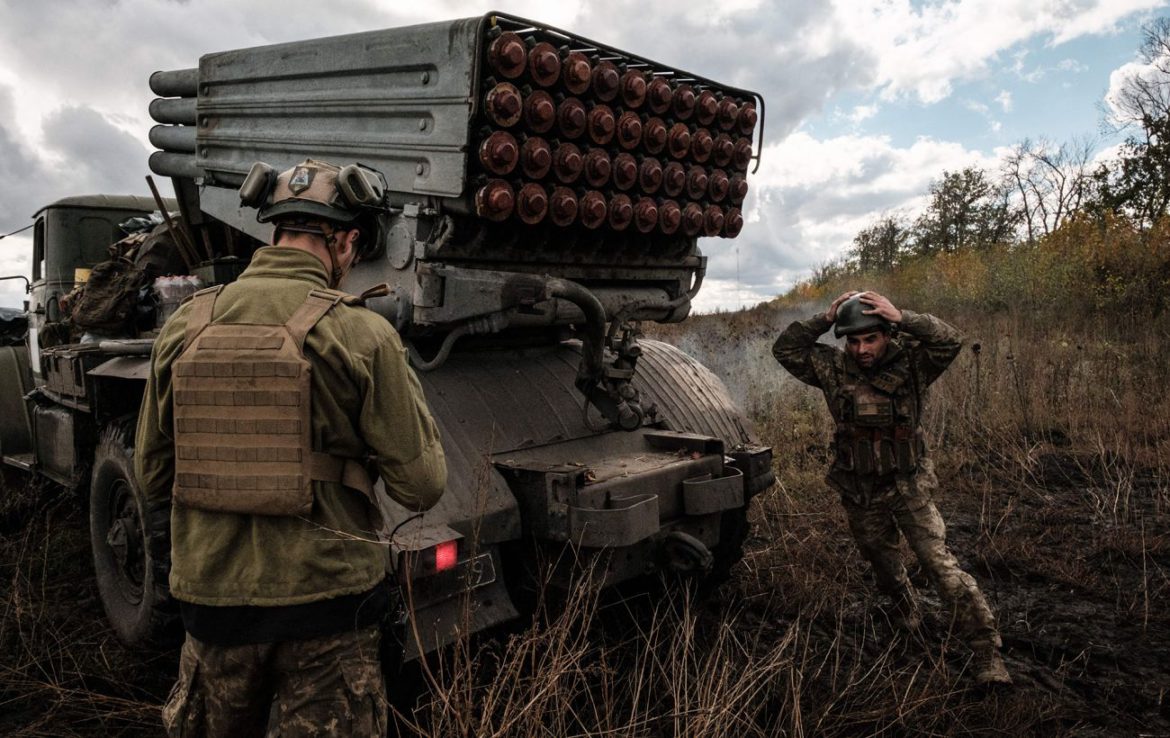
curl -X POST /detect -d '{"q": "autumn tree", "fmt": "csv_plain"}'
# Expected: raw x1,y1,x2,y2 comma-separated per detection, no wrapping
910,168,1017,254
1094,18,1170,226
849,214,907,272
1003,138,1097,242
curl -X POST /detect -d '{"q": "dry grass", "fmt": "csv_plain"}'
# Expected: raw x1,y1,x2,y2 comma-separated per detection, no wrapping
1,304,1168,736
0,476,172,737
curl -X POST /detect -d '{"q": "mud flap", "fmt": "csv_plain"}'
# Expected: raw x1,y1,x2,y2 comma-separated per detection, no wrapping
568,493,659,547
682,468,743,515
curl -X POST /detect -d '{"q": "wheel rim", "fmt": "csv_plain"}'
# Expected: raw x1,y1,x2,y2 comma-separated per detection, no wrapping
104,478,145,605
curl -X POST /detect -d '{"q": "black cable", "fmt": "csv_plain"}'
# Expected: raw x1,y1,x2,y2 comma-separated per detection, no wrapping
0,223,34,240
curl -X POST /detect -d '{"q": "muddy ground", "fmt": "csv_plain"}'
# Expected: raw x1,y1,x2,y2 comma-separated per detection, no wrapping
1,446,1167,736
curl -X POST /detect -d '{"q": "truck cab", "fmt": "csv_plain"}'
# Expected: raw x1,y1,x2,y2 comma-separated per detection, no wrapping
2,195,170,475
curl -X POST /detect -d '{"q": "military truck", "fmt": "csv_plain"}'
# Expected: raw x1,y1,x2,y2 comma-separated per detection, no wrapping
0,12,773,660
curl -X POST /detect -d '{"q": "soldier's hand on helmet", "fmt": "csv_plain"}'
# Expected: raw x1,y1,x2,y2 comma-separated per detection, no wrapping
858,292,903,323
825,291,860,322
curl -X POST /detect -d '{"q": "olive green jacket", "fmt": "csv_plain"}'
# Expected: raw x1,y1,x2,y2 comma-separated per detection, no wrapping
136,247,447,607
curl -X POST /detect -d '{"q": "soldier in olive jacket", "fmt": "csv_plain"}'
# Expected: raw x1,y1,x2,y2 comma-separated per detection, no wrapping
137,160,447,736
773,290,1010,688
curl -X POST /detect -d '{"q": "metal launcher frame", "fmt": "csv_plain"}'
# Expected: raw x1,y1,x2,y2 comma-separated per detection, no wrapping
147,12,764,340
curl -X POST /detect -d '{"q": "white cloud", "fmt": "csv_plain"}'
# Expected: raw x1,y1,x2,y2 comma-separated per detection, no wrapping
0,0,1161,312
691,130,1005,311
1104,56,1169,128
848,104,880,124
830,0,1163,102
1017,56,1091,83
996,90,1013,112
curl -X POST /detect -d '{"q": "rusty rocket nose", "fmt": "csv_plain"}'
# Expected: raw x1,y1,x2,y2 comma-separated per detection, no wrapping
521,136,552,179
592,60,620,102
723,207,744,238
672,84,696,120
584,148,612,188
485,82,523,128
729,174,749,204
613,153,638,191
638,157,663,194
690,128,714,163
523,90,555,133
475,180,515,222
708,169,730,202
643,117,667,155
549,186,579,226
716,97,739,131
658,199,682,234
682,202,704,236
557,97,587,139
712,133,734,167
703,204,725,236
562,51,592,95
516,183,549,224
696,90,718,126
619,69,646,109
608,194,634,231
580,190,608,229
684,165,708,200
634,197,659,233
737,103,758,135
647,77,673,115
667,123,691,160
732,138,753,170
662,161,686,197
552,143,583,184
587,104,615,145
488,32,526,79
528,42,561,87
478,131,519,176
616,111,643,151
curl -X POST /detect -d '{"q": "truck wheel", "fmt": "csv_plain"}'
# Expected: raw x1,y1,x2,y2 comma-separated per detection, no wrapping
705,507,749,588
89,422,176,648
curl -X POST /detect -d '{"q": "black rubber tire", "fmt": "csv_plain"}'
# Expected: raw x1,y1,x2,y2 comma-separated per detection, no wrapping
89,421,177,648
704,507,750,590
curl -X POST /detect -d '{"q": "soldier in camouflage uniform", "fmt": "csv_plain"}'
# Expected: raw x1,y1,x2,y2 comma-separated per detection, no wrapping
773,291,1011,687
137,159,448,736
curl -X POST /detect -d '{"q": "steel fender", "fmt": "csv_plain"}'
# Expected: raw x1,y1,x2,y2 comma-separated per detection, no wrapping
0,345,33,458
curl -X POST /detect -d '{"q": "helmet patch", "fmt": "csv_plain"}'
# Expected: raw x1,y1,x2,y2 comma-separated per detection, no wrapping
289,166,314,194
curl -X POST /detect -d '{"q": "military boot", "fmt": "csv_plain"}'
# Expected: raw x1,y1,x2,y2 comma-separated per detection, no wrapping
971,646,1012,688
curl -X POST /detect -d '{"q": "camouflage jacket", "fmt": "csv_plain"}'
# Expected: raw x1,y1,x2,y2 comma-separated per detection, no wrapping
772,310,963,500
136,247,447,607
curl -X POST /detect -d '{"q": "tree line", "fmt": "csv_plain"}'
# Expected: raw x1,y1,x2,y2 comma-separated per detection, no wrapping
834,19,1170,279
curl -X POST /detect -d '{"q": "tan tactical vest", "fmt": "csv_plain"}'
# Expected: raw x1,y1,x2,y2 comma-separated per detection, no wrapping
171,285,375,516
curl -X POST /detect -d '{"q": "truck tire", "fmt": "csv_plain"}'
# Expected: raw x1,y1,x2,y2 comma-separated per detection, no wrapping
89,421,176,648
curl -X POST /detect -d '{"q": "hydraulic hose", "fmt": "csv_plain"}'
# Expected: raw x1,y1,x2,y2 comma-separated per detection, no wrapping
544,277,606,381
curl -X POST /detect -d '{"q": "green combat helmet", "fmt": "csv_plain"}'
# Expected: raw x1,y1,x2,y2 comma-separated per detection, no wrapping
834,294,891,338
240,158,386,226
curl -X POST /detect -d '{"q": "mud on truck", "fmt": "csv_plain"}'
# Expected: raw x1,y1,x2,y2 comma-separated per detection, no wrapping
0,13,773,663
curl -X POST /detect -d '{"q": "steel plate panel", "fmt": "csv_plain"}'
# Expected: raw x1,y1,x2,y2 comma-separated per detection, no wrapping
385,340,754,546
196,18,481,197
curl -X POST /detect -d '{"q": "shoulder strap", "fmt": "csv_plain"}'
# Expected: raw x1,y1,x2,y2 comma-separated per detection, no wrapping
182,285,225,351
285,288,347,352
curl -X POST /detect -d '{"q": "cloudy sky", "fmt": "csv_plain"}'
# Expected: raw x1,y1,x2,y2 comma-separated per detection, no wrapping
0,0,1165,311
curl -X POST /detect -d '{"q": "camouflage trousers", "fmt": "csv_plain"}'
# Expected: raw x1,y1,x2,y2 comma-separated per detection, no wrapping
162,625,388,737
840,459,1001,649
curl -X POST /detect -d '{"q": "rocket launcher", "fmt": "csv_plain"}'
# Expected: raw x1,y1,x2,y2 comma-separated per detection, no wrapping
147,12,764,387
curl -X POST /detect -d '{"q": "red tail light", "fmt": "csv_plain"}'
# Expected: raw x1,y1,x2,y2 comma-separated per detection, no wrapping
434,539,459,572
